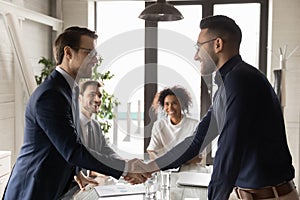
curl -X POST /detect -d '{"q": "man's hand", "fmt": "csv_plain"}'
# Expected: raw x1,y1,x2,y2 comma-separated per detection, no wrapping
124,172,148,185
123,159,151,184
128,158,150,173
146,160,161,174
74,171,98,190
124,159,161,184
87,170,106,178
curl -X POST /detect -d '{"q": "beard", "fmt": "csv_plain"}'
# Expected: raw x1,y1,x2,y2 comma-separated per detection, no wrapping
200,59,217,76
198,47,218,76
76,56,97,79
77,67,93,79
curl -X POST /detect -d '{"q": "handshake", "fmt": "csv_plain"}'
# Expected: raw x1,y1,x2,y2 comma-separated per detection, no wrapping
74,159,161,190
124,158,161,184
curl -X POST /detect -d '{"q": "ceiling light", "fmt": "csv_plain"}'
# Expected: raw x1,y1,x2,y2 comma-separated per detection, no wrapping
138,0,183,22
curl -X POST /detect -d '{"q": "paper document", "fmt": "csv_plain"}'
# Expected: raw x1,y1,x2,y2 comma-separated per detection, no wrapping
177,172,211,187
95,184,145,197
99,194,144,200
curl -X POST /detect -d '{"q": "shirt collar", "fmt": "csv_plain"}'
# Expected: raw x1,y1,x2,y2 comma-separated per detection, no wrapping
80,112,91,126
214,54,242,86
56,66,78,90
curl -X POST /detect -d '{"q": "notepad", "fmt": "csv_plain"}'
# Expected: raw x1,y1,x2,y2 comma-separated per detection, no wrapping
94,184,146,197
176,172,211,187
99,194,144,200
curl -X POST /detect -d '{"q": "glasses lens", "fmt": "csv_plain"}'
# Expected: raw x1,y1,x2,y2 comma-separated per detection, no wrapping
194,43,200,51
88,49,97,57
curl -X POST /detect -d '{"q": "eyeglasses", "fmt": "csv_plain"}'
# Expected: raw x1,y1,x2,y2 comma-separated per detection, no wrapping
76,47,101,59
73,47,101,60
194,38,217,52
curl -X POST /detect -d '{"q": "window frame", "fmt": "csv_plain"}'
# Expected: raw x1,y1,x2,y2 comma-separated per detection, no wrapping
143,0,268,155
94,0,269,156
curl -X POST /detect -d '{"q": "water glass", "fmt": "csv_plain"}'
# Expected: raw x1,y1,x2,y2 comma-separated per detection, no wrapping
160,188,170,200
160,170,171,189
144,173,158,199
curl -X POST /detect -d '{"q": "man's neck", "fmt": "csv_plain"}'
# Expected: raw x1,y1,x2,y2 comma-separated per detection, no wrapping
217,52,239,70
59,64,77,81
81,109,92,119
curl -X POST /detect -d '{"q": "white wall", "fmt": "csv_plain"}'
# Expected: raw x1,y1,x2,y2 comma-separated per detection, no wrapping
0,0,54,162
62,0,89,29
0,14,15,157
269,0,300,189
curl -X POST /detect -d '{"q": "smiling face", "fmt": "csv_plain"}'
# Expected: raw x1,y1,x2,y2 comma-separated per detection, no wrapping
163,95,182,124
80,84,102,118
194,29,219,76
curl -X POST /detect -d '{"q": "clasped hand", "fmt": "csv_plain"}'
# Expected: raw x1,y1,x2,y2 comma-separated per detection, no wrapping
124,158,160,184
74,159,160,190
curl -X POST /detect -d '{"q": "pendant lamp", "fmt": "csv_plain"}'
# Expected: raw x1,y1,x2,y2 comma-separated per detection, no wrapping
138,0,183,22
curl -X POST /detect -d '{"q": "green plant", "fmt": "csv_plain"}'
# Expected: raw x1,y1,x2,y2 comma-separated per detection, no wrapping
90,59,120,134
35,57,56,85
35,57,119,134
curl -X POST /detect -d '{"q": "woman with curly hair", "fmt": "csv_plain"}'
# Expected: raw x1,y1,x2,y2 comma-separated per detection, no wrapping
147,86,201,164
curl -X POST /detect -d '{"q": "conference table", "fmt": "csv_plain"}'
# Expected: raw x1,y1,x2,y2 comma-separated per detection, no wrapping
62,164,238,200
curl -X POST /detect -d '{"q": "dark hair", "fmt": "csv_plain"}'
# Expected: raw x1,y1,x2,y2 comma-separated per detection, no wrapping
200,15,242,49
158,86,192,114
54,26,98,65
79,80,102,95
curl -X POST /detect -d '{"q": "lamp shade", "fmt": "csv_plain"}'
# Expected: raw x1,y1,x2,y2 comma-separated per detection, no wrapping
139,0,183,21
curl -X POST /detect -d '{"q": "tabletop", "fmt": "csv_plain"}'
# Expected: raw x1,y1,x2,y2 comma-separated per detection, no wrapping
61,164,238,200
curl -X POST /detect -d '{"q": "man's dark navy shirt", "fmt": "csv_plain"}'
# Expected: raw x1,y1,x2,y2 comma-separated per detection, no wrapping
155,55,295,199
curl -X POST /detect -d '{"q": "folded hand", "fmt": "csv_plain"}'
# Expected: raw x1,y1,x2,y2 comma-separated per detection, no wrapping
74,171,98,190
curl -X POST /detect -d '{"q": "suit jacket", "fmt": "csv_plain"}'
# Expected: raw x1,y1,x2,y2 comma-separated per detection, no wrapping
3,70,125,200
80,116,119,158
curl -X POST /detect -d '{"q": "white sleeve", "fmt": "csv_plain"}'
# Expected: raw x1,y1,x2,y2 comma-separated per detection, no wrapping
146,121,163,151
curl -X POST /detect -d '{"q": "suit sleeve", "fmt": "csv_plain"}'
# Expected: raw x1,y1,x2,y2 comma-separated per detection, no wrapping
35,90,125,179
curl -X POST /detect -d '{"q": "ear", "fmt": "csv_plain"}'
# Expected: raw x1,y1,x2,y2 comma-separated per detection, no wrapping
79,94,83,102
214,37,224,53
64,46,73,60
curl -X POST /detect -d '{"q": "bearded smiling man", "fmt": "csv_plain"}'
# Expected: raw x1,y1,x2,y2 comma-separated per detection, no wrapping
141,15,299,200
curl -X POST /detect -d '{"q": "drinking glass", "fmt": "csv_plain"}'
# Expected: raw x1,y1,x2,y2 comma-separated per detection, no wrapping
144,173,158,199
160,170,171,189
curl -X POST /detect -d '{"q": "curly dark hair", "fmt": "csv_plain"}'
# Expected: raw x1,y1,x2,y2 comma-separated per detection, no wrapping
157,86,192,114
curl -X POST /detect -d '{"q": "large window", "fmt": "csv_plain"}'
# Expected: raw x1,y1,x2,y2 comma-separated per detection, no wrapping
96,1,145,158
158,5,202,119
96,0,268,157
214,3,261,68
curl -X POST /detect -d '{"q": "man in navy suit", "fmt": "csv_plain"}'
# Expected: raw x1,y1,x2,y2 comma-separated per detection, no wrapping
3,27,148,200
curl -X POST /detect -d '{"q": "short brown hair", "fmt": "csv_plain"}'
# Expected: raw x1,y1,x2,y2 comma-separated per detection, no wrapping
54,26,98,65
79,80,102,95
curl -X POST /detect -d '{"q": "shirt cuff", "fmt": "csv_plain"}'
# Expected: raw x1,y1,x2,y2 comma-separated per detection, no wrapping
122,160,128,177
